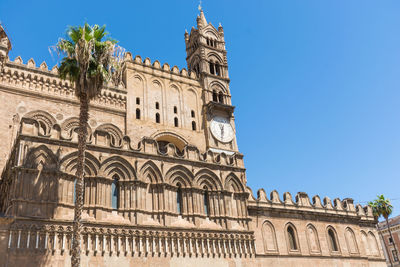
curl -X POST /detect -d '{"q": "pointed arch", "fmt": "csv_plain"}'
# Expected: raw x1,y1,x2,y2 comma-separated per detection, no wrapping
139,160,162,183
261,220,278,253
95,123,123,147
306,224,321,254
24,145,58,170
326,226,340,253
23,110,56,136
361,230,370,256
345,227,359,254
194,169,222,190
368,231,380,256
285,222,300,252
100,156,136,180
60,151,100,176
165,165,193,187
224,173,244,192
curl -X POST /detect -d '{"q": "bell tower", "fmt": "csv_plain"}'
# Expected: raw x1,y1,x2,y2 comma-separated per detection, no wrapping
185,8,238,154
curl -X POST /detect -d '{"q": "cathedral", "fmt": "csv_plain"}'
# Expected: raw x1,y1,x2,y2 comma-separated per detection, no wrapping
0,9,386,267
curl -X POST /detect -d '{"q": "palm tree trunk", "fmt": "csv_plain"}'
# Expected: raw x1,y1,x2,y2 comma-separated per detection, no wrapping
71,93,89,267
386,217,399,264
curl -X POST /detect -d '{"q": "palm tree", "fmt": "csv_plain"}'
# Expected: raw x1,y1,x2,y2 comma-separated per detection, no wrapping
369,195,398,264
55,23,124,267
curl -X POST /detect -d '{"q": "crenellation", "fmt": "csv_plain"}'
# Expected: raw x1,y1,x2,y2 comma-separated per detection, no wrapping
248,188,375,222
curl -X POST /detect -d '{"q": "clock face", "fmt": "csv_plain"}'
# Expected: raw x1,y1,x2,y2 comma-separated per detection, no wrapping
210,116,234,143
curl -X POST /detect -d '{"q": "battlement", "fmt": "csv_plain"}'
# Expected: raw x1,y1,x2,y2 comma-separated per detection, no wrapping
0,56,127,112
124,52,198,83
247,188,375,222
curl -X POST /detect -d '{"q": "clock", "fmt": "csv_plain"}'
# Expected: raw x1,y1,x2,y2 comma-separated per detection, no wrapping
210,116,234,143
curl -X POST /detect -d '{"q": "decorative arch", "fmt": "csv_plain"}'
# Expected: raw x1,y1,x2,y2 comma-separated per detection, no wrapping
194,169,222,191
165,165,193,187
345,227,359,254
361,230,370,256
224,173,244,192
306,224,321,254
367,231,380,256
100,156,136,180
23,110,56,136
139,160,162,183
204,28,219,39
285,222,300,252
207,52,223,64
326,226,340,253
95,123,123,147
24,145,58,170
152,131,188,151
60,117,92,142
60,151,100,176
209,81,228,94
261,220,278,253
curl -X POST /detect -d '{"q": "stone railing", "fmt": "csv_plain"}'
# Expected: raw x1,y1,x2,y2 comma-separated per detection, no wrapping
7,222,255,258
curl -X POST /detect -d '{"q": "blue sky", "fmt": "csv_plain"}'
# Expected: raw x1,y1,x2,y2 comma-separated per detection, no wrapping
1,0,399,215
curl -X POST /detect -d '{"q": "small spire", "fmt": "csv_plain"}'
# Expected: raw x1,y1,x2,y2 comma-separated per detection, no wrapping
199,9,207,25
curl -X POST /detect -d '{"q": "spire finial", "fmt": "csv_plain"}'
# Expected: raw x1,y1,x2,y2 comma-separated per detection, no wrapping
198,0,202,11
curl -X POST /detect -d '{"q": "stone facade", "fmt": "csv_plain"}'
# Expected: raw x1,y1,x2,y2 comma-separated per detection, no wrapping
0,11,386,267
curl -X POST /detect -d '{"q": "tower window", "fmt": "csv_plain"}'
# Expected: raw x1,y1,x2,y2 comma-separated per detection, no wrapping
192,121,196,131
218,92,224,103
212,90,218,102
155,102,159,109
215,64,221,76
136,97,140,105
136,108,141,119
111,175,119,209
156,113,160,123
287,226,298,250
174,117,179,127
209,62,215,75
177,183,183,215
191,110,195,118
174,106,177,114
206,38,210,46
203,186,210,217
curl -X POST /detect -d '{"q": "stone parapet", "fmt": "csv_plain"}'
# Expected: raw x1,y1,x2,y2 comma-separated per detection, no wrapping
247,188,375,224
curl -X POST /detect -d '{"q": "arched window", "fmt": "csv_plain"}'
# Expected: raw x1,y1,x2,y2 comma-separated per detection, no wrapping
328,228,339,252
209,62,215,75
191,110,195,118
215,64,221,76
173,106,177,114
203,186,210,217
155,102,159,109
136,108,141,119
111,175,119,209
156,113,160,123
192,121,196,131
174,117,179,127
136,97,140,105
287,225,298,250
218,92,224,103
176,183,183,215
212,90,218,102
206,38,210,46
